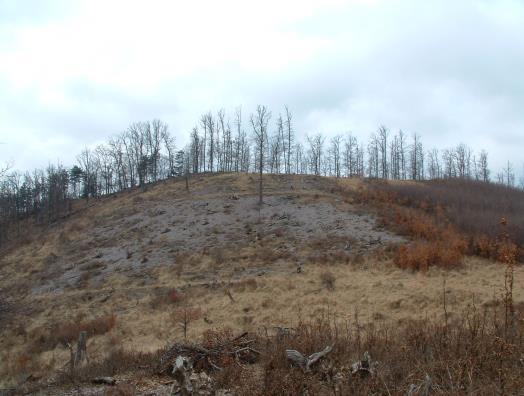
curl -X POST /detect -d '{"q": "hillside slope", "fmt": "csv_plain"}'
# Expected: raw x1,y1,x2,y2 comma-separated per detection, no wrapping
1,173,523,392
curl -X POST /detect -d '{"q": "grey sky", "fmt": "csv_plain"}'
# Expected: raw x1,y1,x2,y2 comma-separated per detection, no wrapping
0,0,523,176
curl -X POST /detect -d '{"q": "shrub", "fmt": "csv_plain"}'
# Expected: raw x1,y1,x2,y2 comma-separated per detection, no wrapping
171,306,202,339
394,241,464,271
31,313,117,353
54,313,117,346
168,289,183,304
365,178,524,253
150,288,185,309
54,348,158,386
358,179,522,269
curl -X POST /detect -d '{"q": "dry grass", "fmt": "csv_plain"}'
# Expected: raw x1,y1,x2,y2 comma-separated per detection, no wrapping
31,289,524,395
3,255,524,392
54,348,159,386
149,288,185,309
319,270,336,290
255,299,524,395
231,278,258,292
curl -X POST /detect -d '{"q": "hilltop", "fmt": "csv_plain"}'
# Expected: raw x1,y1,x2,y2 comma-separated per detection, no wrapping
1,173,523,394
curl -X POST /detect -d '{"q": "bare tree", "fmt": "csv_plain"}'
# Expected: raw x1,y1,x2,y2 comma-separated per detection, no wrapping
270,115,284,174
367,134,379,178
454,143,472,179
107,136,127,190
189,127,200,174
200,113,210,172
172,306,202,340
161,127,176,178
398,130,407,179
233,106,250,173
126,122,148,189
427,148,441,179
284,106,294,174
504,161,515,187
519,164,524,190
378,126,388,179
204,112,216,172
389,134,399,180
250,105,271,205
307,134,325,176
294,142,304,174
0,161,12,178
409,133,424,180
95,145,114,195
343,134,358,177
330,135,342,178
217,109,227,172
442,149,455,178
149,119,166,182
478,150,490,182
121,130,137,187
77,147,96,203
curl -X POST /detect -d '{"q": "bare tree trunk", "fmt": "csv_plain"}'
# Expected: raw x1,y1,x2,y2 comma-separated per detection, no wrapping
250,105,270,206
74,331,88,367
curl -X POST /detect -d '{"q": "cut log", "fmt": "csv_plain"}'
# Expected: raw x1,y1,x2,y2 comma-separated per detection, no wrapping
171,356,193,396
286,345,333,370
92,377,116,386
306,345,333,369
351,351,378,378
286,350,308,368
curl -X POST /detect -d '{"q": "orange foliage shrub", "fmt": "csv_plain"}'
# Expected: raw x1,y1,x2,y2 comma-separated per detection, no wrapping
359,184,470,270
390,207,443,240
394,240,465,271
362,179,524,265
358,180,524,269
496,240,519,264
471,234,496,258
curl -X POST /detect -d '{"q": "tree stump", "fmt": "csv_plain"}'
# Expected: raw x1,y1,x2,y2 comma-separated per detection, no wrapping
74,331,88,368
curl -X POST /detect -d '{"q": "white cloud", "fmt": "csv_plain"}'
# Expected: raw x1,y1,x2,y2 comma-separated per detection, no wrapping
0,0,523,175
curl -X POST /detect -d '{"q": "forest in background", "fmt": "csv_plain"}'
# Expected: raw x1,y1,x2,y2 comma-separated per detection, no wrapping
1,104,523,248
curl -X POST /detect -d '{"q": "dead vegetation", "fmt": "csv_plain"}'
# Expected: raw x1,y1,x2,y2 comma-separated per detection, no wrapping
384,178,524,244
1,174,524,393
357,178,524,271
319,271,336,290
29,314,117,354
13,289,524,395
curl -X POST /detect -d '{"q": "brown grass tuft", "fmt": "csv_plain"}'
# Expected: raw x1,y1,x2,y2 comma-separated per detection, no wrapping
320,271,336,290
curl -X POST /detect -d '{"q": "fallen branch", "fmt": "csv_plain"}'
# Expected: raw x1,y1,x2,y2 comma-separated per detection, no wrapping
158,332,259,373
286,345,333,370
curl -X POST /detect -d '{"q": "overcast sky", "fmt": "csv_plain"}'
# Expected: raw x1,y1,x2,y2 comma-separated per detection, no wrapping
0,0,523,176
